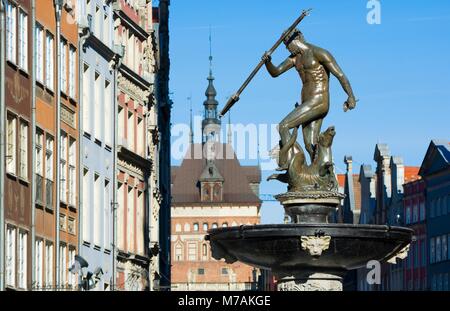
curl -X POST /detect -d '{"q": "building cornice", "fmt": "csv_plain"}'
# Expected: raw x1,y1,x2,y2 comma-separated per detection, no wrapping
113,9,149,41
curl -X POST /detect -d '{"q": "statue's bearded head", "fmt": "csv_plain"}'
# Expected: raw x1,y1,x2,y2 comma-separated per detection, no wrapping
284,29,307,55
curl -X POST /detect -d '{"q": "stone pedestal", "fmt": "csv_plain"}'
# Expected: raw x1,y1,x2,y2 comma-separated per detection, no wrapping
276,272,343,291
276,191,345,224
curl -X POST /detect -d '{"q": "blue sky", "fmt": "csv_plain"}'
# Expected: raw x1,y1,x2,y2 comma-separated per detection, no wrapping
168,0,450,223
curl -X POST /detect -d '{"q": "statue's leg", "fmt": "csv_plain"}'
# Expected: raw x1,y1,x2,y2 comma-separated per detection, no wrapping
278,95,327,168
302,118,323,162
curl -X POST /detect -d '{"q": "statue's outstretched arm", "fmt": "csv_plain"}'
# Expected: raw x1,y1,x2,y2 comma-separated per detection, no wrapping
264,55,295,78
317,48,356,100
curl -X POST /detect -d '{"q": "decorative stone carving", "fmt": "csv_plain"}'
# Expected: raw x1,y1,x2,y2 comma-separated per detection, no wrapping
387,244,410,264
278,274,342,291
117,75,150,101
300,236,331,258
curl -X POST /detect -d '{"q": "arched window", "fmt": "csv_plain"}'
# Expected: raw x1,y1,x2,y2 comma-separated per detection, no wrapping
222,222,228,228
175,224,181,232
212,223,218,229
231,221,238,227
193,223,199,232
203,223,208,231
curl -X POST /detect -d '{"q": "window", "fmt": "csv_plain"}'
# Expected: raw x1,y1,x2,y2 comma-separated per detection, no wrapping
127,110,134,150
184,223,190,232
69,46,76,98
188,243,197,261
117,182,124,250
118,105,124,140
193,223,199,232
420,201,426,221
35,130,44,176
19,120,28,180
18,231,28,289
436,198,442,217
197,268,205,275
82,64,90,133
6,114,17,175
60,38,67,94
104,80,111,146
59,244,67,286
406,207,411,224
221,268,228,275
175,243,183,261
95,6,101,40
222,222,228,228
68,217,76,235
448,234,450,261
68,247,76,289
60,132,68,203
137,116,144,156
45,32,54,89
45,136,54,180
94,174,101,247
18,10,28,70
212,223,218,229
6,226,16,287
412,204,418,223
103,13,109,44
59,213,66,231
202,244,207,257
437,236,442,263
422,240,427,267
414,242,419,268
443,235,448,261
94,72,102,140
431,199,435,218
127,186,135,252
175,224,181,232
45,242,53,287
68,138,76,206
36,24,44,82
104,180,111,250
430,237,435,264
45,136,54,209
5,2,17,63
136,190,144,254
203,223,208,231
35,239,44,290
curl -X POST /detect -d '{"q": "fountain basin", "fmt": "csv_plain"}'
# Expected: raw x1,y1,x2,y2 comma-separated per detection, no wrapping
207,224,413,272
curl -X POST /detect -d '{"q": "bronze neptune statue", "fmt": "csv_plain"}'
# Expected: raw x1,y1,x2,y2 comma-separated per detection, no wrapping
264,28,357,192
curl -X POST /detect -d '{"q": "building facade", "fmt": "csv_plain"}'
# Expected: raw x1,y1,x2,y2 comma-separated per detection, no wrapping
170,64,262,291
345,144,420,291
1,0,170,291
113,0,156,291
419,140,450,291
77,0,116,291
403,178,427,291
3,0,33,291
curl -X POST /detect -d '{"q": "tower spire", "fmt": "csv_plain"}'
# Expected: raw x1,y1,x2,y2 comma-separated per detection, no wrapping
202,26,221,144
209,25,213,77
188,94,193,144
